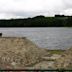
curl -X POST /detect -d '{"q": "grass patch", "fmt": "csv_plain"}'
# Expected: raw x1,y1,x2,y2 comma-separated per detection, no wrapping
46,49,65,55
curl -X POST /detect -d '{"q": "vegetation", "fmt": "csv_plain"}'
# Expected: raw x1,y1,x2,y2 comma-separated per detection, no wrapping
47,50,65,54
0,15,72,27
45,48,65,55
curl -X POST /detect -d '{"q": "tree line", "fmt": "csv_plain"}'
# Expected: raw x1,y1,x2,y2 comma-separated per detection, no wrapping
0,15,72,27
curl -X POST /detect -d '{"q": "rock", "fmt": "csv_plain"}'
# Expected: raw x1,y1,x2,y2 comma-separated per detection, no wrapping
54,48,72,69
0,37,48,69
28,61,55,69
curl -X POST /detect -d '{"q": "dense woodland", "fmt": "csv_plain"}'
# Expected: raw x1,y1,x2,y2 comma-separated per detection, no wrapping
0,15,72,27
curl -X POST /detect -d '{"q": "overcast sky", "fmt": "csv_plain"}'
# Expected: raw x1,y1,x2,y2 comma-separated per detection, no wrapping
0,0,72,19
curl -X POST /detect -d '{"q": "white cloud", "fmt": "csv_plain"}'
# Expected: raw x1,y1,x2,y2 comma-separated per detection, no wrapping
0,0,72,19
61,9,72,16
0,13,23,19
0,0,63,11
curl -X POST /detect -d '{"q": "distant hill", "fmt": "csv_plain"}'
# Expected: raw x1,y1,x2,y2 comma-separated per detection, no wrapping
0,15,72,27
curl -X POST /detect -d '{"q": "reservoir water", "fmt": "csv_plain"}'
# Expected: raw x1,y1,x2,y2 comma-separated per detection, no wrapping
0,27,72,50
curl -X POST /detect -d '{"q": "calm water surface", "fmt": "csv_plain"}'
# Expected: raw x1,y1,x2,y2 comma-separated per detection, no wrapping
0,27,72,50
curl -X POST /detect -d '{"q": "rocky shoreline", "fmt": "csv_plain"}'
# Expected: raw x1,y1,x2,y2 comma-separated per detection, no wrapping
0,37,71,69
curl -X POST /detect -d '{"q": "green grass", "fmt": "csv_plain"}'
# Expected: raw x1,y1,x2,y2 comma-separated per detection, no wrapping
46,50,65,55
